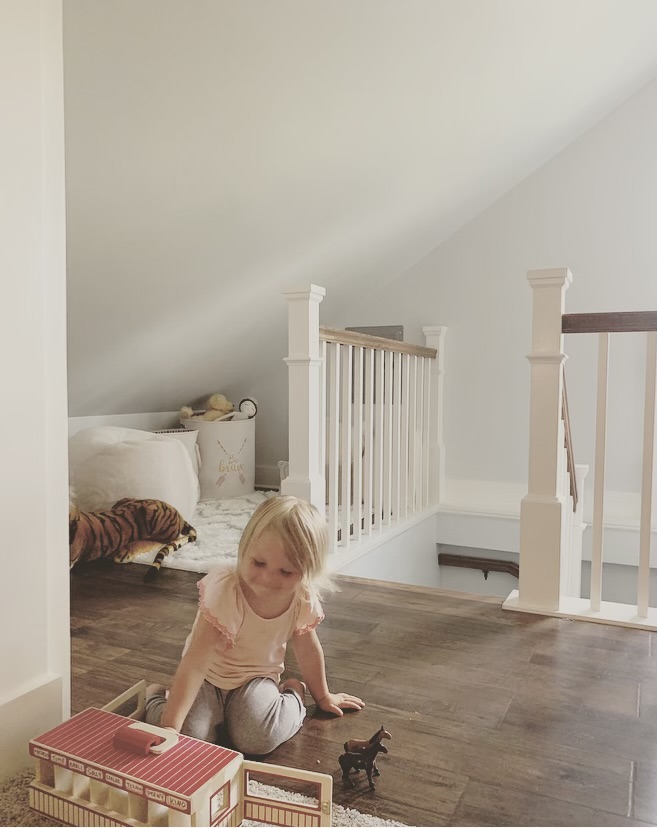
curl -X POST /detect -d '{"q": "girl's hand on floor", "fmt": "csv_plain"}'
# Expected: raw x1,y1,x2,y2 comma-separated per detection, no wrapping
317,692,365,716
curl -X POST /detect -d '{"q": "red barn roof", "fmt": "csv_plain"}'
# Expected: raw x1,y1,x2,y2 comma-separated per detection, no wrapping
31,708,238,797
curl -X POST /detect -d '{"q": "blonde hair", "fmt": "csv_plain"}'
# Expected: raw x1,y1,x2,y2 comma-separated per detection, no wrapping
238,495,334,594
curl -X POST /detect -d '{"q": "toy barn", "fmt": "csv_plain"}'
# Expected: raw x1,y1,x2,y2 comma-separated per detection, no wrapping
28,682,332,827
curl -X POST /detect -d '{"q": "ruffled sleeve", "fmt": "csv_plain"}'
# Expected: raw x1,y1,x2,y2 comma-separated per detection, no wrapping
294,587,324,636
197,563,244,650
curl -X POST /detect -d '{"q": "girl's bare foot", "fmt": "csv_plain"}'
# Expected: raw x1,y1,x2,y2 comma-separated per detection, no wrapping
279,678,307,701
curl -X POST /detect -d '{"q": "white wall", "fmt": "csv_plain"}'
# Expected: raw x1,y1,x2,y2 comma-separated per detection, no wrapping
0,0,70,779
331,82,657,537
62,1,656,482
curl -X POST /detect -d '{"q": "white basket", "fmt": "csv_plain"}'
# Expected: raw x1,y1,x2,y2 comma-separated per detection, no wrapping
181,418,255,500
153,428,201,475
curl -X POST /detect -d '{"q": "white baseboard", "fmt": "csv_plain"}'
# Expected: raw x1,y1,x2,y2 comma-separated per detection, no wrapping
255,464,283,490
503,589,657,631
0,674,63,780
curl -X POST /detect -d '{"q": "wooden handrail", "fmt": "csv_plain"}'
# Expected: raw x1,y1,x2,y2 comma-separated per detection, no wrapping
561,371,578,513
319,326,437,358
438,553,519,579
562,311,657,334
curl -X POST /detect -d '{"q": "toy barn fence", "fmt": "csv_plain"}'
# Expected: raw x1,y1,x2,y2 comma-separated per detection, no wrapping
242,762,331,827
504,267,657,631
281,285,446,556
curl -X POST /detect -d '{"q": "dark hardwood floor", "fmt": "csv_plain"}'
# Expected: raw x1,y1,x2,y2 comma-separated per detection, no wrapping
70,563,657,827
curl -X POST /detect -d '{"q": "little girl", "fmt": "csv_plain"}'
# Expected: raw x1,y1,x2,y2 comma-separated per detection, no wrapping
145,495,364,755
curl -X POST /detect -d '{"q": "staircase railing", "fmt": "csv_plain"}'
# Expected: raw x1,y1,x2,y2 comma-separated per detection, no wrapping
504,268,656,630
281,285,446,555
561,310,657,620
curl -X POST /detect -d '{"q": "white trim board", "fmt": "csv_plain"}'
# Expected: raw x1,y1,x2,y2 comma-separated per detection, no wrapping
439,479,656,568
441,479,655,528
503,589,657,632
0,674,63,779
68,411,181,436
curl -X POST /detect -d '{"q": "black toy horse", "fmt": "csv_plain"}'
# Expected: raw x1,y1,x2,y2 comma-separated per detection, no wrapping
339,725,392,790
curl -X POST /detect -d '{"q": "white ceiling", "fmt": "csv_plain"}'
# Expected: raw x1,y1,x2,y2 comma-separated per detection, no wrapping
63,0,657,417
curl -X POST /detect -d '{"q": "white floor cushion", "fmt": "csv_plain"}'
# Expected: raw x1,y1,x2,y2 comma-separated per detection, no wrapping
69,426,199,521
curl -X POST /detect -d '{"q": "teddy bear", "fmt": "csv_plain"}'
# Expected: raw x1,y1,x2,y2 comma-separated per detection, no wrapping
180,393,235,422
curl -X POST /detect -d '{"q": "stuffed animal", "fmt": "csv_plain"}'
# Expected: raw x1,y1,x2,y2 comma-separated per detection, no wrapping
204,393,235,420
69,497,197,582
231,398,258,420
180,393,235,422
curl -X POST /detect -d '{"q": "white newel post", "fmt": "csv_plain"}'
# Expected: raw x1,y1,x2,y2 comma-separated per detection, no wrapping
281,285,326,511
422,326,447,505
516,268,572,611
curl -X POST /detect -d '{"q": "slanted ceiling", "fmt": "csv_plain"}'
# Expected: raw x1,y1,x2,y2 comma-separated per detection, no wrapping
64,0,656,420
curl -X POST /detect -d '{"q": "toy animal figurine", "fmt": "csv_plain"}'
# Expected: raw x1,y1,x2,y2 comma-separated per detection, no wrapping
339,725,392,790
69,497,197,582
343,725,391,756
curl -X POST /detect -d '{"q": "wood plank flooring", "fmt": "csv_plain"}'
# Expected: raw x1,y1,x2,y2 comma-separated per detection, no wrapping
70,563,657,827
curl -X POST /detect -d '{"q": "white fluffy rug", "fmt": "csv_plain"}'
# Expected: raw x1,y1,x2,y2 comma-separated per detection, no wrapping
130,491,277,573
0,769,406,827
245,781,405,827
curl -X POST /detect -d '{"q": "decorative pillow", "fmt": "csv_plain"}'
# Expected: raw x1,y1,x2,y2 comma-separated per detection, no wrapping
153,428,201,476
69,427,199,521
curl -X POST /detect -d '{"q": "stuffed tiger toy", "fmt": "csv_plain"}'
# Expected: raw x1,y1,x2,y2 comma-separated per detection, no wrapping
69,497,197,582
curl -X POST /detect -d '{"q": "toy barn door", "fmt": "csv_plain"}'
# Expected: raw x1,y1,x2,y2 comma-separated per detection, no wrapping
241,760,332,827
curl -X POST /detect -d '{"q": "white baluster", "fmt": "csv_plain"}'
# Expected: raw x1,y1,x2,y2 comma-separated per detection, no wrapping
416,357,424,508
363,348,374,535
408,355,418,514
327,343,340,550
590,332,609,613
565,463,589,599
423,327,447,504
320,339,327,503
638,331,656,617
558,423,571,601
422,356,431,509
373,350,384,529
401,354,410,519
353,347,364,542
392,351,401,521
340,344,352,546
383,351,393,526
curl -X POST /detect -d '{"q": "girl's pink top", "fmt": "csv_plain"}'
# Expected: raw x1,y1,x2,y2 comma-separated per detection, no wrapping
185,563,324,690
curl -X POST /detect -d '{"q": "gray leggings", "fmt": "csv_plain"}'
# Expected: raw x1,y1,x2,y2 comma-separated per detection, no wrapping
145,678,306,756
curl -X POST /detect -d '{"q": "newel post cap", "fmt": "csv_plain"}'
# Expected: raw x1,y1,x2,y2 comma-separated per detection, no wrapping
282,284,326,302
527,267,573,289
